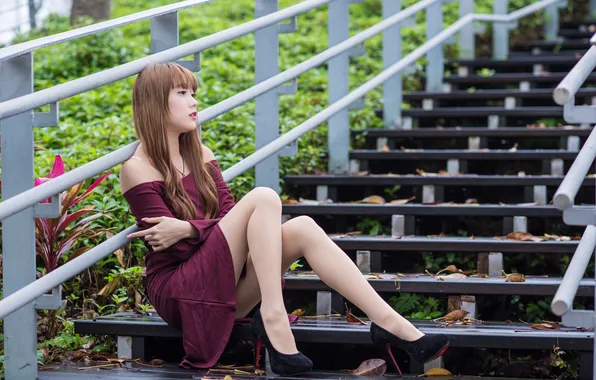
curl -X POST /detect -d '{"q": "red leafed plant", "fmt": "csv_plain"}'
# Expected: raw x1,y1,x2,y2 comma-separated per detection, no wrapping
35,155,112,274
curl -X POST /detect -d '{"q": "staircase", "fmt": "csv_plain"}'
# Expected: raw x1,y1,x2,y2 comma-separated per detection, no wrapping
72,10,596,380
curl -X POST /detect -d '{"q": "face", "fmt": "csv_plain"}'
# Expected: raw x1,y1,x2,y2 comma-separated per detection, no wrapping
167,87,198,133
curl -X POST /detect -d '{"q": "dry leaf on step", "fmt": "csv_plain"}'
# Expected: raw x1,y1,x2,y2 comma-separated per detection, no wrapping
356,195,386,204
420,368,453,377
390,196,415,205
440,273,468,279
290,309,305,316
149,359,165,366
436,264,460,274
508,143,518,152
504,273,526,282
379,145,390,152
298,198,319,205
443,310,469,322
351,358,387,376
506,232,543,242
531,322,559,330
282,199,299,204
346,311,367,325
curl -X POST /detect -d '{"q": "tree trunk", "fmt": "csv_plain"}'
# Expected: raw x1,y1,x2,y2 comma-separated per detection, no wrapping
28,0,38,29
70,0,111,25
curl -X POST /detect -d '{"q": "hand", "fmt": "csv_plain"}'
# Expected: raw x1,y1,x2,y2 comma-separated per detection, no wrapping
127,216,194,251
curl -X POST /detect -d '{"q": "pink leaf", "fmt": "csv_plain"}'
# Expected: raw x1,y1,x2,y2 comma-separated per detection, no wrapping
48,155,64,179
72,172,111,207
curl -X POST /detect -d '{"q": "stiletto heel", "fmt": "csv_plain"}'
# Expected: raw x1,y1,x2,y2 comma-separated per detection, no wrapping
250,309,313,376
370,322,449,373
254,337,263,368
385,343,403,375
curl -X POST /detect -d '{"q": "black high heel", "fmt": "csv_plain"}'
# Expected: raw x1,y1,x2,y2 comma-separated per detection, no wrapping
370,323,449,375
251,309,313,376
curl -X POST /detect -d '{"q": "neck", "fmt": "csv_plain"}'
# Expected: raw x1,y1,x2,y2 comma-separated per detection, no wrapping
166,130,182,162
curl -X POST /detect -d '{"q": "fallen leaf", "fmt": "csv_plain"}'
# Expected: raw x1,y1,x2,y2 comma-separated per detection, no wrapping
390,196,415,205
421,368,453,376
505,273,526,282
436,265,459,275
506,232,544,242
282,199,299,204
443,310,469,322
351,358,387,376
379,145,390,152
531,322,559,330
298,198,320,205
150,359,165,366
291,309,306,316
440,273,468,279
346,311,367,325
356,195,386,204
508,143,518,152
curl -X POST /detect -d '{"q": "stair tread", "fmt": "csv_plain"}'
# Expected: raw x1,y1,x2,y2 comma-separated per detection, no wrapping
284,174,594,186
402,88,596,100
284,272,594,296
282,203,563,217
400,106,562,117
352,126,592,137
450,55,582,65
330,235,579,253
349,149,578,159
444,72,596,83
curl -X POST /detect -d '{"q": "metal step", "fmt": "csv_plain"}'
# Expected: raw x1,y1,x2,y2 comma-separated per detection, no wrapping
443,72,596,85
401,88,596,101
282,203,563,217
349,149,577,161
352,126,592,138
284,174,595,187
284,272,595,297
330,235,579,253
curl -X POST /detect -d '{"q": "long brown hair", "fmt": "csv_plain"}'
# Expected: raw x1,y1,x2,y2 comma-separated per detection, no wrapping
132,62,219,219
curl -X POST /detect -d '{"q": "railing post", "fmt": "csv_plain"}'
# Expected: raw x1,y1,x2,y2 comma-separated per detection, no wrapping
328,0,363,174
544,3,559,42
459,0,475,59
425,0,444,92
0,53,38,379
493,0,509,60
382,0,402,128
254,0,282,192
254,0,298,191
592,0,596,18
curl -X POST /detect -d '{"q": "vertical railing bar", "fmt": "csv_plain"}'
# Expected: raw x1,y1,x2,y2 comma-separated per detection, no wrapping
0,53,38,380
254,0,282,193
382,0,403,129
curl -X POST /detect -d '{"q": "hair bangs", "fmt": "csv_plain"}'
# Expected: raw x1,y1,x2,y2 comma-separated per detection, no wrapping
170,64,198,92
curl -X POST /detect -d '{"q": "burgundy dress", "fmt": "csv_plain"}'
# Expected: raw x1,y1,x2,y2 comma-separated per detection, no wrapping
123,160,237,369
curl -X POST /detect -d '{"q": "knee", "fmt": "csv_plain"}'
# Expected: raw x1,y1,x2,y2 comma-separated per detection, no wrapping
284,216,321,237
248,187,282,209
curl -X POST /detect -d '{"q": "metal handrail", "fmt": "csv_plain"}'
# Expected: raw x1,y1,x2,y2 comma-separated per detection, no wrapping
0,0,216,62
0,0,568,319
551,34,596,211
0,0,333,120
551,225,596,316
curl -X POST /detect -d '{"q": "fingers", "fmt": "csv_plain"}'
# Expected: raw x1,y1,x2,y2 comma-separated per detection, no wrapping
143,217,166,224
127,229,153,239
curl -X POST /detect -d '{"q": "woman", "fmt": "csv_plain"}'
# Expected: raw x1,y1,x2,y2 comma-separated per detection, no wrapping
120,62,449,376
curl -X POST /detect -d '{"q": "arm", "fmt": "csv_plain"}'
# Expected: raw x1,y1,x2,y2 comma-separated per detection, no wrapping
121,158,212,252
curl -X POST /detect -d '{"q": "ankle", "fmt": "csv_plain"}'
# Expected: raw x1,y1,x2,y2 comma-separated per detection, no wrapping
373,314,424,342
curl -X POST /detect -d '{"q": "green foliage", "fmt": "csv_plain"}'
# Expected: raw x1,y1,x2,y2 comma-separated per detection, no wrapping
389,293,445,320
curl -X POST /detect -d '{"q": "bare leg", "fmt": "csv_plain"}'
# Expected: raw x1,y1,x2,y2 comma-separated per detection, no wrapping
218,187,297,355
235,216,423,341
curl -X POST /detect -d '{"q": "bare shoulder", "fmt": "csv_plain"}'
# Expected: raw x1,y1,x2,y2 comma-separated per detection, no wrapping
119,156,163,194
201,145,217,163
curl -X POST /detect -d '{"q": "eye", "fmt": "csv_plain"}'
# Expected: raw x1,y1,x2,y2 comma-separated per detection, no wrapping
178,90,187,95
191,93,196,98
